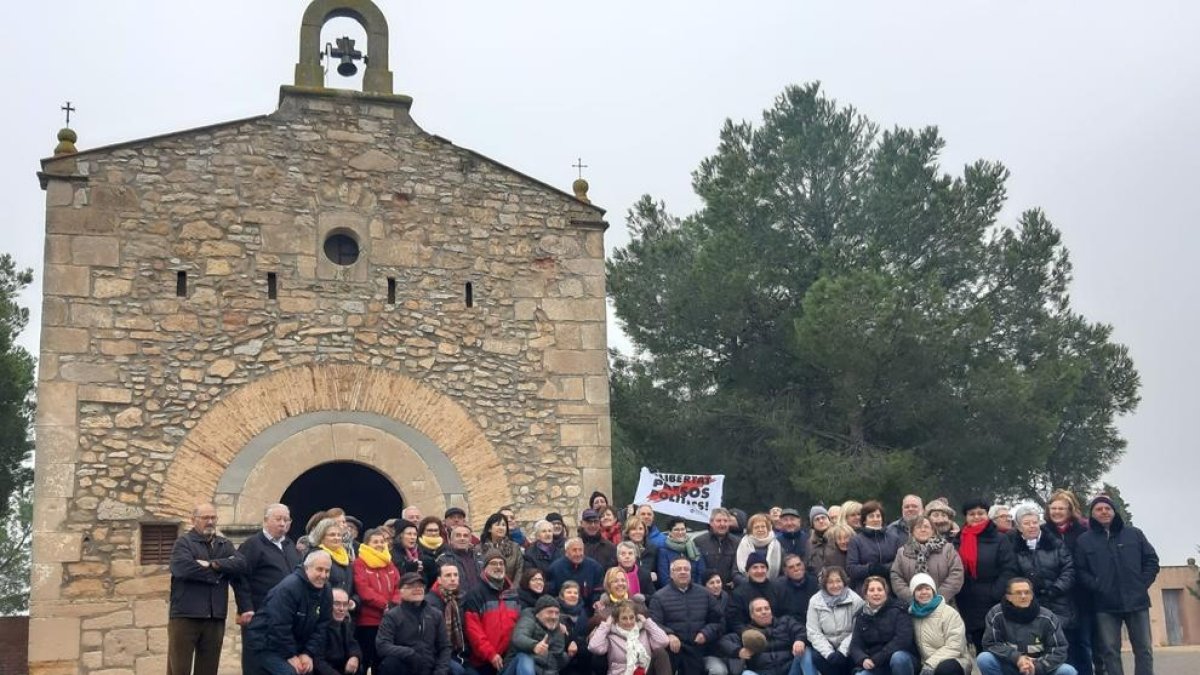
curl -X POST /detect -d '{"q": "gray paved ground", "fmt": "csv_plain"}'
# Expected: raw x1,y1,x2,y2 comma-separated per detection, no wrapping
1126,647,1200,675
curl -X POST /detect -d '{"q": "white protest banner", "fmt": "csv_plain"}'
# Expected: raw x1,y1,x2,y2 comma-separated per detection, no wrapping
632,468,724,523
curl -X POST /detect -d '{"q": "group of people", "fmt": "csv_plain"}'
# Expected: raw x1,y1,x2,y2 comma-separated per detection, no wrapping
166,490,1160,675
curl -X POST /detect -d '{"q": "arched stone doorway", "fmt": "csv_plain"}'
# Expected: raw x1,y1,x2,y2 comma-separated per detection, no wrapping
281,461,403,541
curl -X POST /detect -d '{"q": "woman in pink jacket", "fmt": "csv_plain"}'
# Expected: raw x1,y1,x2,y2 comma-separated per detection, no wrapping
588,600,670,675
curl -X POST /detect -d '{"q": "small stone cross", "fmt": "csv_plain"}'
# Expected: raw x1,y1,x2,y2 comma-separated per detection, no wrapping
572,157,588,179
62,101,76,128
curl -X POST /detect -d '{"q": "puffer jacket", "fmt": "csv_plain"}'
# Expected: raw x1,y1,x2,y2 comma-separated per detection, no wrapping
1074,512,1160,613
719,615,806,675
648,582,723,645
588,617,670,675
805,591,865,658
507,609,570,675
727,578,781,633
1012,534,1075,628
353,554,400,628
848,600,914,670
694,531,741,584
910,600,972,674
953,522,1016,632
846,528,903,590
770,573,819,626
982,602,1068,675
376,600,451,675
462,578,521,667
245,567,333,658
890,538,964,604
1040,519,1092,612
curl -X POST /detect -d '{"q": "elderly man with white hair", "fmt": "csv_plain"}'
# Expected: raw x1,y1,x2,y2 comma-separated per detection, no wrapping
247,550,336,675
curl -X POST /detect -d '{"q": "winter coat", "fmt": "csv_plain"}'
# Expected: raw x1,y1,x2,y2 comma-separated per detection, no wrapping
547,556,605,605
656,545,706,589
728,578,782,633
982,602,1068,675
234,531,301,615
438,549,483,597
1040,519,1093,612
806,531,843,578
588,617,670,675
890,539,964,604
1012,534,1076,628
719,615,806,675
354,554,401,628
316,617,362,675
376,600,451,675
953,522,1016,632
462,579,521,667
848,601,914,670
805,591,865,659
327,555,357,607
246,567,333,659
776,530,808,560
846,528,903,591
648,582,724,645
694,531,741,584
169,529,247,620
911,600,972,674
885,519,911,545
524,544,563,575
508,609,570,675
478,538,525,584
582,530,619,570
1074,512,1160,613
770,574,819,626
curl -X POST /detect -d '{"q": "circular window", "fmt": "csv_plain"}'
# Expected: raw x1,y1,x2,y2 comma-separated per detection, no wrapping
323,232,360,266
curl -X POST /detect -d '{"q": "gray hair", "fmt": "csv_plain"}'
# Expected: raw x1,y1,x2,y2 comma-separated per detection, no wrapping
616,541,639,556
988,504,1012,520
533,519,553,535
1012,502,1043,525
304,550,332,568
309,517,340,546
564,537,584,550
709,507,732,521
263,503,289,520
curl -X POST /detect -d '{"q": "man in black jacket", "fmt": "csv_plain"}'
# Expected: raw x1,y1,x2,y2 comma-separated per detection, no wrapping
719,597,809,675
694,508,740,589
316,587,363,675
775,509,807,560
978,577,1074,675
247,550,335,675
728,552,780,633
579,509,618,569
770,554,817,626
649,558,724,675
234,503,300,675
1075,496,1159,675
167,502,246,675
377,572,452,675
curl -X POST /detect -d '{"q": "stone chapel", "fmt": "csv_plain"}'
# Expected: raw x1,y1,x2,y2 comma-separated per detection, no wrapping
28,1,612,672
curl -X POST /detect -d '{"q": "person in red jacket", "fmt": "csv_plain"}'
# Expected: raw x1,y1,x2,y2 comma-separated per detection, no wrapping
463,551,521,674
354,527,401,674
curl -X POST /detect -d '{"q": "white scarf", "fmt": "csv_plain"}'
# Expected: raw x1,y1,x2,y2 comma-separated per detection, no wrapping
612,621,651,675
736,535,782,577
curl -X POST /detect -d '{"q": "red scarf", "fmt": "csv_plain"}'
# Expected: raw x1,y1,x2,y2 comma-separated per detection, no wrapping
601,523,623,544
959,520,988,579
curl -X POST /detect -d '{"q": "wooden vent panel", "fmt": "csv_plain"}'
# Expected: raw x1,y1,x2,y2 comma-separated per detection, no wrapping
139,523,179,565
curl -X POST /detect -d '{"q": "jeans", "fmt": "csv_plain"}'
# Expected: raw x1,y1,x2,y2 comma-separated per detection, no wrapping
502,654,537,675
1064,611,1095,675
259,654,304,675
855,651,914,675
744,650,811,675
810,650,853,675
977,652,1078,675
1094,610,1154,675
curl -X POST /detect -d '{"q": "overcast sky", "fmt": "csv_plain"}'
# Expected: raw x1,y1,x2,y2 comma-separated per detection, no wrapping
8,2,1198,563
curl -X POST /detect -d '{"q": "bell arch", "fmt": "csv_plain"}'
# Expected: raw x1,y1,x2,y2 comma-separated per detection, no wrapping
295,0,394,93
153,363,508,525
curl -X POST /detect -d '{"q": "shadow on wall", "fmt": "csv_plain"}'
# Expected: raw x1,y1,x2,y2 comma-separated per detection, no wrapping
0,616,28,674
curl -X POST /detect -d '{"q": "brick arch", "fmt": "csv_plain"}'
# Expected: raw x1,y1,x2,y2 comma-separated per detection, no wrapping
154,363,507,521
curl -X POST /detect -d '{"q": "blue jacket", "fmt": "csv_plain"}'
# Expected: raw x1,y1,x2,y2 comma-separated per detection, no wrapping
547,556,605,605
656,545,706,589
1074,513,1159,613
246,568,333,658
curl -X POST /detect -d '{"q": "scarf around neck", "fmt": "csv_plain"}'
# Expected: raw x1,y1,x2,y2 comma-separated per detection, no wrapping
440,587,465,652
958,521,988,579
909,594,943,618
601,523,624,544
612,621,651,675
358,544,392,569
624,566,641,597
664,535,700,560
736,535,782,577
820,587,850,607
321,544,349,567
906,536,946,573
1001,598,1042,624
419,534,444,551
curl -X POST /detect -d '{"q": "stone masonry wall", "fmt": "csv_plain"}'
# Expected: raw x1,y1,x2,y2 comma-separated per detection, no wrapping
30,88,610,675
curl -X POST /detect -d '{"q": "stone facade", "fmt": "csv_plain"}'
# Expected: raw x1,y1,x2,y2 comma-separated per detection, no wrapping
29,4,611,672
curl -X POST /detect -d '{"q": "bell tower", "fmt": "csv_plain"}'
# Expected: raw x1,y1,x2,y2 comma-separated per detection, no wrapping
293,0,394,94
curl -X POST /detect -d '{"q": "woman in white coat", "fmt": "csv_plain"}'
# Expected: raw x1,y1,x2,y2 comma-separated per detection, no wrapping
907,573,972,675
805,566,863,675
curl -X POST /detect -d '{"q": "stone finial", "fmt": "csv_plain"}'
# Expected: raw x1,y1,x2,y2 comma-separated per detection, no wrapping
54,127,78,156
572,177,590,203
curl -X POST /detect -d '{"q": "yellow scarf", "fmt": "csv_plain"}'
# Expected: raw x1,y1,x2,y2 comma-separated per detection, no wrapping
358,544,392,569
419,534,443,551
321,544,349,567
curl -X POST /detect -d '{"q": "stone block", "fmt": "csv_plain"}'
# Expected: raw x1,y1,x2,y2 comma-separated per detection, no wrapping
81,610,133,630
35,382,78,427
115,407,144,429
44,264,91,297
28,616,81,662
94,277,133,298
208,359,237,378
540,298,606,322
179,220,222,239
104,628,147,666
43,327,90,353
36,461,75,499
115,574,171,597
136,654,168,675
348,149,399,172
59,361,120,383
98,499,144,521
134,599,168,627
46,234,72,263
46,180,74,207
78,386,133,404
543,350,607,375
70,303,114,328
577,445,613,469
580,323,607,350
261,222,312,254
32,531,82,562
43,297,69,326
585,376,609,404
36,425,79,463
146,626,168,652
47,206,116,234
559,423,599,447
30,562,63,601
33,498,68,531
71,236,120,267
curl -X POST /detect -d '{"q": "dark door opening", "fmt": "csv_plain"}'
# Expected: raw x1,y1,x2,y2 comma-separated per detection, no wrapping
280,461,404,542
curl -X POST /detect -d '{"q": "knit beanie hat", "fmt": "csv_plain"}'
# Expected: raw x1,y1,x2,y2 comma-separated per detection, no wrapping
746,552,769,570
483,550,507,565
909,572,936,594
535,595,560,613
924,499,956,518
809,505,829,522
1089,494,1117,514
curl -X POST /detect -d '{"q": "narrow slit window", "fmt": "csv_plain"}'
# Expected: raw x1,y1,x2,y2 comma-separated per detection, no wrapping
175,271,187,297
387,277,396,305
465,281,474,308
267,272,278,300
